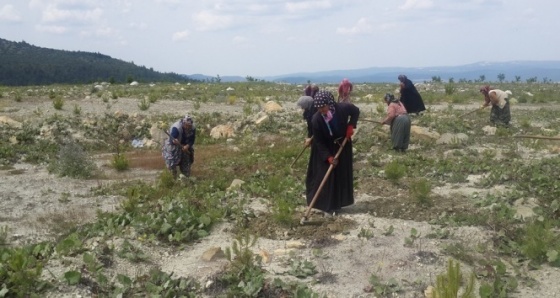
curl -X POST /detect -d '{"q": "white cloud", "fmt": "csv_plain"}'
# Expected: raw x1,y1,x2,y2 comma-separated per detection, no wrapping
193,10,233,31
128,22,147,30
0,4,22,22
232,35,247,44
42,6,103,23
285,0,332,12
172,30,190,42
95,26,118,38
399,0,434,10
336,18,373,35
35,24,68,34
30,0,100,10
154,0,180,4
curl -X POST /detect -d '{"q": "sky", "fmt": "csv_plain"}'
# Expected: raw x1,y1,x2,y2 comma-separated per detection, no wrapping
0,0,558,77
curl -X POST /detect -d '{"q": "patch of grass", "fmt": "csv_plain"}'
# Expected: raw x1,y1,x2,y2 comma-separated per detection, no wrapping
138,98,150,111
366,274,401,296
117,240,149,263
48,142,97,179
219,234,265,297
14,92,22,102
520,219,560,265
30,207,92,238
0,225,9,245
287,257,317,278
358,227,374,240
111,153,129,171
477,259,518,298
384,160,406,182
409,178,432,206
0,245,52,296
432,259,475,298
73,104,81,115
53,96,64,110
442,242,477,265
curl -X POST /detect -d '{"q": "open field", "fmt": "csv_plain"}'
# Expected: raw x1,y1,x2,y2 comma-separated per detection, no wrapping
1,81,559,297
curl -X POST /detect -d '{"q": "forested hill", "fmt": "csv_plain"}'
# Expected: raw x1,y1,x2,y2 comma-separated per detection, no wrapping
0,38,193,86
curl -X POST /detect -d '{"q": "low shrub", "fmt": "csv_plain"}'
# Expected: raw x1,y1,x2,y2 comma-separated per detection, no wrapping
384,160,406,182
48,142,97,179
111,153,129,171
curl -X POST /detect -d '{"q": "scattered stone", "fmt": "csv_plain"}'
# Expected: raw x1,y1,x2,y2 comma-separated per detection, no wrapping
424,285,434,298
227,179,245,191
331,234,346,241
436,133,468,145
259,250,271,263
0,116,22,128
201,247,225,262
411,125,440,140
263,101,283,113
513,197,538,220
273,248,294,255
255,115,269,125
285,241,305,249
482,125,497,135
210,124,235,139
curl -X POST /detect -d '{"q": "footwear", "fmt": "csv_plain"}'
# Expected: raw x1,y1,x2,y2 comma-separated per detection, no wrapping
323,211,335,218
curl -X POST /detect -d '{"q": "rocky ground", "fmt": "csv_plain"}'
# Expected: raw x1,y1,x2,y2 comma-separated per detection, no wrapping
1,94,559,297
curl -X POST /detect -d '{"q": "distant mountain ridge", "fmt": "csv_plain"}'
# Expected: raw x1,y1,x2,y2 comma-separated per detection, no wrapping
188,61,560,84
0,38,194,86
2,37,557,86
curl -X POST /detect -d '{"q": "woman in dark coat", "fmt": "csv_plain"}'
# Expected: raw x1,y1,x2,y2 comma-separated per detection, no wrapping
305,91,360,216
398,75,426,115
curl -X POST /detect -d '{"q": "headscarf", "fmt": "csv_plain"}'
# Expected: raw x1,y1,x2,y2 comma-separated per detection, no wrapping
398,75,407,82
183,115,193,124
311,84,319,98
182,115,194,127
313,91,336,111
339,79,352,93
297,96,314,110
384,93,398,104
313,90,336,122
479,85,491,94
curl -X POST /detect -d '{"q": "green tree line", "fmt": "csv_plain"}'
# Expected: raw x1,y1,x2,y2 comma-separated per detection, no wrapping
0,38,197,86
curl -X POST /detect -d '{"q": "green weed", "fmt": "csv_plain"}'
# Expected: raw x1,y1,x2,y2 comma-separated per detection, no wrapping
432,259,475,298
138,98,150,110
52,96,64,110
221,234,265,297
409,178,432,205
0,225,9,245
367,274,401,296
48,142,97,179
111,153,130,171
384,160,406,182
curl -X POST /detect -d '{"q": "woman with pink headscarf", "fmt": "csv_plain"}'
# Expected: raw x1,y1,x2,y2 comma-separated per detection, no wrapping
338,78,353,103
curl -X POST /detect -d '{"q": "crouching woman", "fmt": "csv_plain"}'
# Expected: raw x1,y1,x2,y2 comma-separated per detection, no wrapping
162,115,196,178
380,93,411,152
